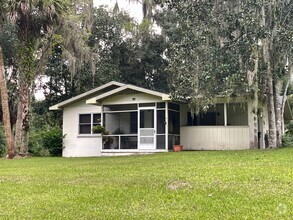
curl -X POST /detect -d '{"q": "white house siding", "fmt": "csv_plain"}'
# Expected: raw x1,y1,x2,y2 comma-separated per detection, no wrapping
180,126,250,150
63,100,102,157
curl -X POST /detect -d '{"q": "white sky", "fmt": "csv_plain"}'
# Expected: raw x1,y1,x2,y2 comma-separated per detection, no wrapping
94,0,143,22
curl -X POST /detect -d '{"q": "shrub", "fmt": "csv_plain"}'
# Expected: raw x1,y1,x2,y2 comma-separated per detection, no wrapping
0,125,6,157
29,131,50,157
92,125,105,134
282,121,293,147
42,127,63,156
29,126,63,157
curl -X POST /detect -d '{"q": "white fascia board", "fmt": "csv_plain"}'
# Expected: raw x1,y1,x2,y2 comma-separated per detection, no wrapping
162,94,171,101
49,81,125,110
86,84,170,103
49,104,61,111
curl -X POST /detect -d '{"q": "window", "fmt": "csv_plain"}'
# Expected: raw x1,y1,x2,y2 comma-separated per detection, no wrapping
79,113,101,135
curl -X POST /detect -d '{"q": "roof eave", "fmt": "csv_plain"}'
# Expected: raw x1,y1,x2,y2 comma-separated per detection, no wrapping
86,85,171,104
49,81,125,110
49,105,61,111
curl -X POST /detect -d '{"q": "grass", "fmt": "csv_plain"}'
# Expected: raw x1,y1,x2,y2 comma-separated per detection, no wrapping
0,148,292,219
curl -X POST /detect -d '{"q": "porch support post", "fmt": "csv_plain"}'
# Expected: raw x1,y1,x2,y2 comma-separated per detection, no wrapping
101,104,104,150
101,104,104,127
165,102,168,150
224,103,227,126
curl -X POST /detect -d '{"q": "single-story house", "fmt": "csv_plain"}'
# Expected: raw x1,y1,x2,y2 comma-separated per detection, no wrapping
50,81,292,157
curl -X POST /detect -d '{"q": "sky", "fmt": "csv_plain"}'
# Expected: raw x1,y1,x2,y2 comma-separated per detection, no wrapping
94,0,143,22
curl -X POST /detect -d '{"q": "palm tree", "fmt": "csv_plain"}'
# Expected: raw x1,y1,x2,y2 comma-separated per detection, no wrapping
7,0,68,156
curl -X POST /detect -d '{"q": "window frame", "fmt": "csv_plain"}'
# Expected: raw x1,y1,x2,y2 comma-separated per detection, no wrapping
78,113,101,135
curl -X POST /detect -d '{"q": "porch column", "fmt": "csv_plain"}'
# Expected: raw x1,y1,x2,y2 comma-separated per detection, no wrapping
224,103,227,126
101,104,104,127
165,102,168,150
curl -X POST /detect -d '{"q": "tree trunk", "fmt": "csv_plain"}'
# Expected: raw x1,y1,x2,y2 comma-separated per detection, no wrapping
0,46,14,158
274,80,282,147
14,101,23,154
14,79,30,156
266,56,277,148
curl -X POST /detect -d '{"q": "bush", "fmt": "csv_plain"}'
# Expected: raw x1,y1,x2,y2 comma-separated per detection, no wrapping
92,125,105,134
282,121,293,147
42,127,63,156
29,131,50,157
29,126,63,157
0,125,7,157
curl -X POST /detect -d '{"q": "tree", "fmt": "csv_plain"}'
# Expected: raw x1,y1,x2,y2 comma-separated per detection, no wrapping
6,0,68,156
88,7,169,92
0,0,15,158
155,0,293,148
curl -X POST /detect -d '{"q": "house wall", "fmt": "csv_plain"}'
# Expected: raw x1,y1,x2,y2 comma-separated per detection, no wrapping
63,100,102,157
181,126,250,150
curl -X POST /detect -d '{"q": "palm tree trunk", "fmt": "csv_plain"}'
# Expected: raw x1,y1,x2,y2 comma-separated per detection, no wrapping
0,46,14,158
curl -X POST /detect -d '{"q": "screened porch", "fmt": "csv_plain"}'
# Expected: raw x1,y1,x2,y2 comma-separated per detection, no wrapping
181,102,250,150
101,102,180,151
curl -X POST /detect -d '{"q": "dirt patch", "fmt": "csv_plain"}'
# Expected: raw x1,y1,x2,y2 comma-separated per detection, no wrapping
167,180,191,190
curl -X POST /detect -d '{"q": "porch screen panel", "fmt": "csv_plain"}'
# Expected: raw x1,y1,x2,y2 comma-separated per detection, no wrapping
156,135,165,149
104,112,137,134
140,129,153,136
187,104,224,126
120,136,138,149
103,104,137,111
157,110,165,134
227,103,248,125
168,109,180,150
157,110,166,149
140,110,154,128
103,110,138,150
168,110,180,134
140,137,154,144
139,109,155,148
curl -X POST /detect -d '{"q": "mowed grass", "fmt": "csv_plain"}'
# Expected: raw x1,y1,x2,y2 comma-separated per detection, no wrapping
0,148,292,219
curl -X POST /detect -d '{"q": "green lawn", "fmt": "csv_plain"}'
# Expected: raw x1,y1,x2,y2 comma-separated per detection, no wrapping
0,148,292,219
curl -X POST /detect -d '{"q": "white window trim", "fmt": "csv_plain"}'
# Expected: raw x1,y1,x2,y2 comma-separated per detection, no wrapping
78,113,101,135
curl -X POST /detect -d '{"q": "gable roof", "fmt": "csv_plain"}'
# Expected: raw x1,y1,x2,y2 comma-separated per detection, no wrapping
49,81,125,110
86,84,170,105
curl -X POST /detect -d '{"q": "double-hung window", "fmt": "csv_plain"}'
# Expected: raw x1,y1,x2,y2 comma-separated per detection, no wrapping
79,113,101,135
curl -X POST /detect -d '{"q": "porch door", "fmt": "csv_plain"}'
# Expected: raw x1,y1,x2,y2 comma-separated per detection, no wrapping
138,107,156,150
